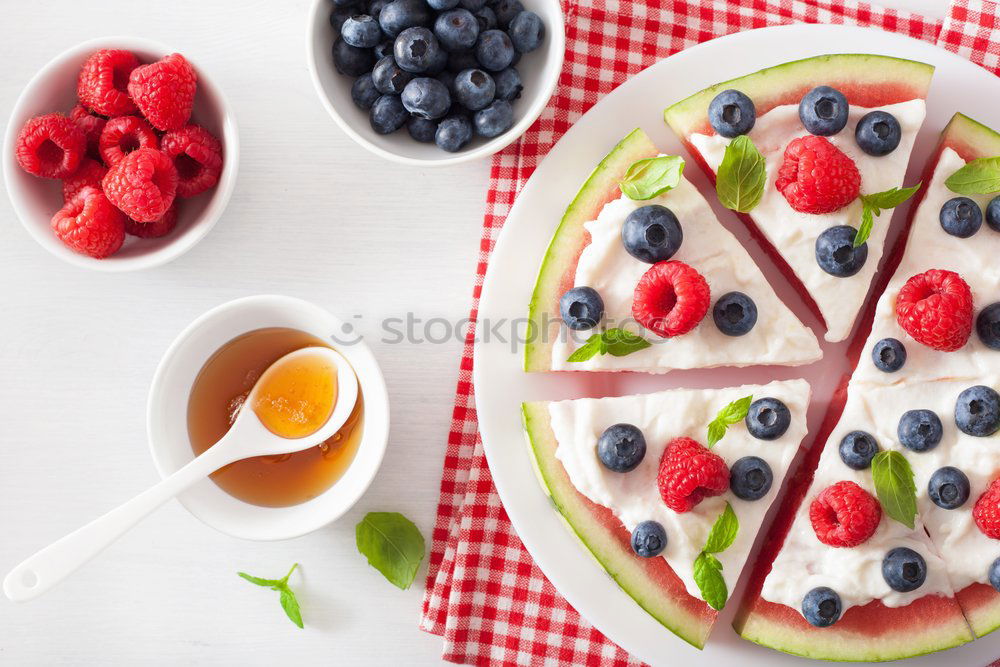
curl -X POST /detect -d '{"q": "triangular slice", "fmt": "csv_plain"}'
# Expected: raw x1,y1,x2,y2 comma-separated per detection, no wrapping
664,54,934,343
523,379,811,648
525,128,820,372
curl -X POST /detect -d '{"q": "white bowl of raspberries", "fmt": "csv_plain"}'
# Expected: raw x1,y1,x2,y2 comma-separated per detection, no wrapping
306,0,565,165
4,36,238,271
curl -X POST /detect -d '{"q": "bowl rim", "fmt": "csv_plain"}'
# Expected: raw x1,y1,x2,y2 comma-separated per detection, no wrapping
304,0,566,167
3,35,240,272
145,294,391,541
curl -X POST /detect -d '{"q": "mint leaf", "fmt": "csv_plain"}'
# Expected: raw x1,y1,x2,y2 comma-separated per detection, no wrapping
620,156,685,200
706,395,753,448
567,329,651,362
855,205,875,249
567,333,603,362
238,573,283,587
356,511,425,590
716,135,766,213
693,551,728,611
871,451,917,529
945,156,1000,195
703,501,739,553
854,183,921,248
238,563,303,629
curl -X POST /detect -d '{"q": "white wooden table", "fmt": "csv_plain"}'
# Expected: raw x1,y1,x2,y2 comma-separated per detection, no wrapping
0,0,949,663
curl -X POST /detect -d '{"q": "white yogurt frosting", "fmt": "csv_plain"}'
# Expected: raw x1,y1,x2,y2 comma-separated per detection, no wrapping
551,173,821,371
690,99,927,343
548,379,810,604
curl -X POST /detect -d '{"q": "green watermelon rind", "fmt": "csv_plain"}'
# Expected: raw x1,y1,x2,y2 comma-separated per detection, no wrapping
521,401,715,649
524,128,658,371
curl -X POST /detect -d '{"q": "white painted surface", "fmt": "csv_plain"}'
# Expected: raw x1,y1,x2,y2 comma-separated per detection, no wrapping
0,1,952,664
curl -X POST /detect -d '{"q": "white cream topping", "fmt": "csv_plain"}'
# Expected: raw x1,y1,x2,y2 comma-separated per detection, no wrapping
690,99,926,343
551,174,821,372
548,379,810,604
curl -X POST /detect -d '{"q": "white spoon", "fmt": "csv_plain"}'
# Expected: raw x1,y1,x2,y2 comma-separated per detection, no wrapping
3,346,358,603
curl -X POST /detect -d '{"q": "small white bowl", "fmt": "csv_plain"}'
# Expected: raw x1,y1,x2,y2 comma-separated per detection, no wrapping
146,295,390,541
305,0,565,166
3,36,239,272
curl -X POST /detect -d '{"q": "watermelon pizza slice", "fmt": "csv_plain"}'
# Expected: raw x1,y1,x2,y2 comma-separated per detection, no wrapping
525,128,820,373
523,379,811,648
664,54,934,343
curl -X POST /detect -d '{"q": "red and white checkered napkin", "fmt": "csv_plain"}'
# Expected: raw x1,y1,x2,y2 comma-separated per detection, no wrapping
421,1,1000,664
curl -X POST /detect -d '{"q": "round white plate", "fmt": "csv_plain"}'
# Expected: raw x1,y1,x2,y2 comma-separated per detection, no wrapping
474,23,1000,666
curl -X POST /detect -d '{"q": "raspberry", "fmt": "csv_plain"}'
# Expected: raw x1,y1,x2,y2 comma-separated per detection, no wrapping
127,53,197,131
69,105,106,160
160,125,223,197
974,479,1000,539
125,204,178,238
77,49,140,117
102,147,178,222
809,481,881,547
14,113,86,179
895,269,973,352
656,437,729,513
632,260,710,338
99,115,158,166
61,158,108,201
51,186,125,258
776,136,861,214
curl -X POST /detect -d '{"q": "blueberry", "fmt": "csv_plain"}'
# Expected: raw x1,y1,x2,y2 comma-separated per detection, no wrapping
401,77,451,119
987,196,1000,232
447,48,479,72
897,409,943,452
872,337,907,373
631,521,667,558
435,114,473,152
426,44,448,74
815,225,867,277
955,385,1000,437
435,9,480,50
881,547,926,592
351,73,381,110
407,116,438,142
394,27,441,73
802,587,841,627
379,0,431,37
368,0,391,19
712,292,758,337
838,430,879,470
473,99,513,137
596,423,646,473
854,111,901,157
977,303,1000,350
476,29,515,71
369,94,409,134
372,55,413,94
990,558,1000,592
454,68,495,110
332,38,376,77
928,466,970,510
621,205,683,264
472,5,497,31
459,0,487,9
939,197,982,238
493,0,524,27
427,0,459,8
799,86,849,136
341,14,383,48
746,397,791,441
559,286,603,330
374,39,394,59
508,10,545,53
730,456,773,501
330,8,354,32
493,67,522,101
707,89,756,138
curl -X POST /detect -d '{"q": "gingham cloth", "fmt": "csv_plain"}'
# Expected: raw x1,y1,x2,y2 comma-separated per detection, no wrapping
420,1,1000,664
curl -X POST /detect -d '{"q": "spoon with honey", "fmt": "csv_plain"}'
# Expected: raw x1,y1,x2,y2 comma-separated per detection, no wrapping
3,346,358,602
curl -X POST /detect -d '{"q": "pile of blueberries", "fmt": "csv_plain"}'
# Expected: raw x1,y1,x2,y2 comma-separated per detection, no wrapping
330,0,546,152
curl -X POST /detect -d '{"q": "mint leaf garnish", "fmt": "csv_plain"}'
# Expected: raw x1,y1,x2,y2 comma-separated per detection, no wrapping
620,155,685,201
356,511,425,590
706,395,753,448
716,135,766,213
871,451,917,529
854,183,921,247
692,502,740,610
945,156,1000,195
567,328,652,362
238,563,304,628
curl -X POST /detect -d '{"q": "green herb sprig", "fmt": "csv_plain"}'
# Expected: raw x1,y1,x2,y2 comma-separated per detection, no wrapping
706,395,753,448
567,328,652,362
620,156,685,200
356,511,426,590
716,135,766,213
238,563,304,629
854,184,921,248
945,156,1000,195
871,450,917,529
693,502,739,610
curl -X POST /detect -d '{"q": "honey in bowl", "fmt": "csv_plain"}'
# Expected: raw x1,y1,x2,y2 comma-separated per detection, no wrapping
187,327,363,507
252,350,338,439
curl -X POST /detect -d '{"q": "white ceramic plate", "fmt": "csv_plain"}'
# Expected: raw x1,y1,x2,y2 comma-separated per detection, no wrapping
474,24,1000,666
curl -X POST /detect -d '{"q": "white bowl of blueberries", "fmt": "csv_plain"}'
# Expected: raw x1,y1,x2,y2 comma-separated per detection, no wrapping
307,0,565,165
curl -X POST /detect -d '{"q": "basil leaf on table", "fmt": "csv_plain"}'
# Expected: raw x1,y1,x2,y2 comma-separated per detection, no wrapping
356,511,426,590
237,563,304,628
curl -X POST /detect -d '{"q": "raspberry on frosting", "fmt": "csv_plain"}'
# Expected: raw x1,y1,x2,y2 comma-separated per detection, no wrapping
974,479,1000,540
632,260,711,338
102,147,179,222
809,480,881,548
895,269,974,352
656,436,729,513
776,135,861,214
